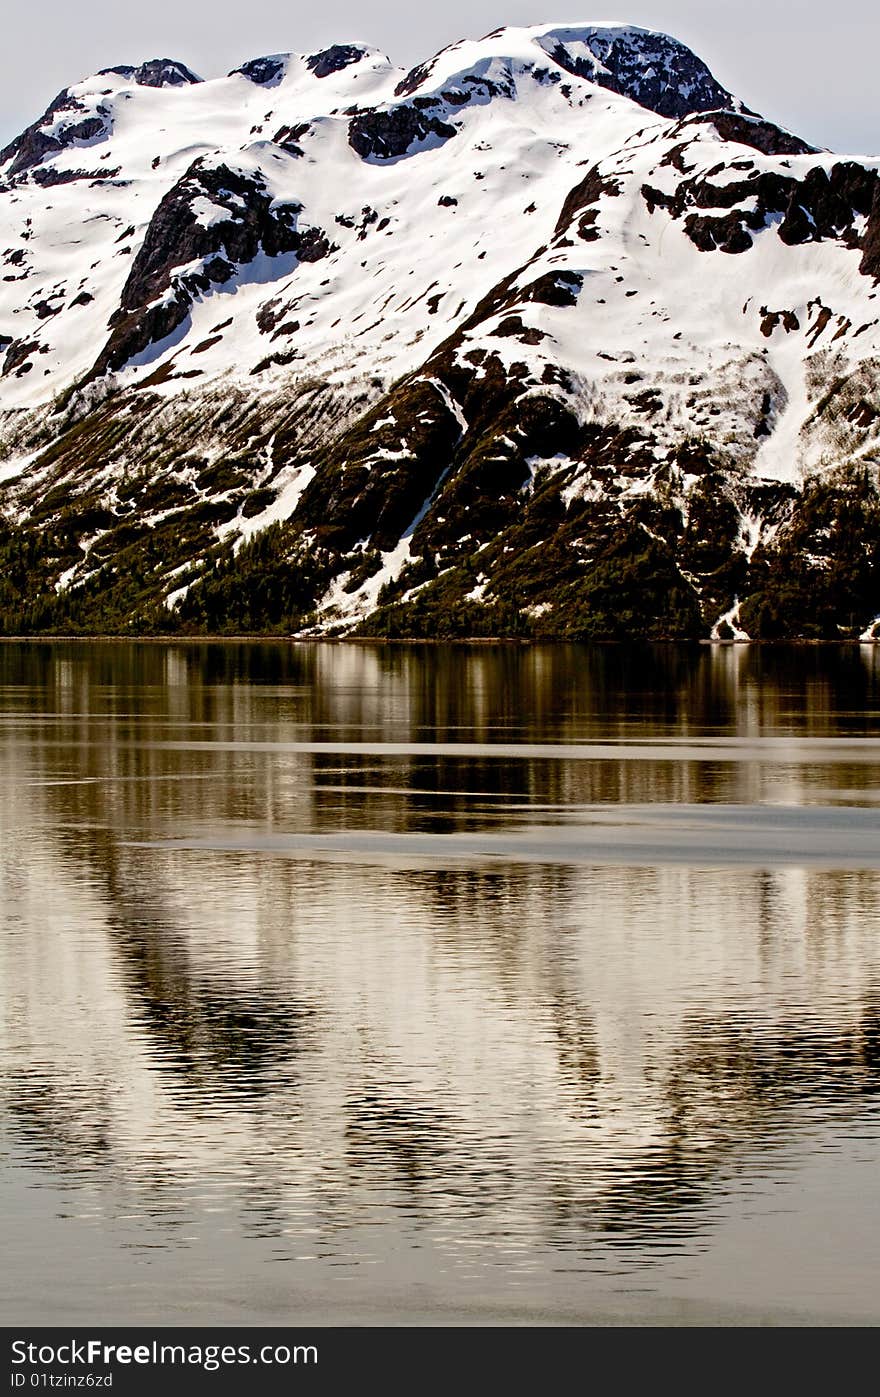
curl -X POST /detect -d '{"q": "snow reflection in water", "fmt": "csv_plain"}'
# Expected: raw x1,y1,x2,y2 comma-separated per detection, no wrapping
1,640,879,1323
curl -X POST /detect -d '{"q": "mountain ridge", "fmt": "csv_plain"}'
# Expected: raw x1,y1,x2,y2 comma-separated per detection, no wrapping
1,21,878,641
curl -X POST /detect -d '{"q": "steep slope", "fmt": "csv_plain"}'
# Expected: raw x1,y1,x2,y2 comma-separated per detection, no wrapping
0,21,878,639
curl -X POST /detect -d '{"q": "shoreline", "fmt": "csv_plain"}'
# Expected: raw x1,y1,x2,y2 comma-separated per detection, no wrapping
0,634,878,647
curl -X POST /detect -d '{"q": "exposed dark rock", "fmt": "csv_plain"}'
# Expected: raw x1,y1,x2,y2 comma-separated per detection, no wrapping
132,60,201,88
760,308,800,336
628,391,663,417
348,103,457,161
3,338,40,375
122,166,328,311
779,163,877,245
31,166,121,186
861,183,880,280
99,298,190,377
643,160,880,267
306,46,365,79
645,169,794,220
231,56,287,86
272,122,310,156
659,143,691,174
200,255,236,284
256,297,287,334
271,319,300,341
554,167,621,238
191,334,222,355
537,26,743,119
257,297,301,335
640,184,672,215
394,57,442,97
846,399,878,428
684,110,817,157
0,91,111,178
391,46,517,103
521,271,583,307
492,315,547,344
541,364,573,390
251,350,298,374
685,211,754,254
806,305,835,347
92,159,335,375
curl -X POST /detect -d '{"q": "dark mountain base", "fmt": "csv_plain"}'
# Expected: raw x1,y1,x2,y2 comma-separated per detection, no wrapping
2,461,878,641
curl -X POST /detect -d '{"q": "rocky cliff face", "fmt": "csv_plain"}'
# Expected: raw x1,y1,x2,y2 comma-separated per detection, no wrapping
0,21,878,639
91,157,335,377
532,24,743,118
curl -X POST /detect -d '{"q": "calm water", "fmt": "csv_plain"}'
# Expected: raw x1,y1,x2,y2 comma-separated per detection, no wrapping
1,640,879,1325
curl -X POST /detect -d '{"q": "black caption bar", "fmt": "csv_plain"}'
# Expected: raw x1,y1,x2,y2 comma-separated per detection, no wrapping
1,1326,857,1394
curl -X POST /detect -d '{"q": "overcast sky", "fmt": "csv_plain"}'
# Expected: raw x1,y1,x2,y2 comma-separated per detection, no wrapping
1,1,876,155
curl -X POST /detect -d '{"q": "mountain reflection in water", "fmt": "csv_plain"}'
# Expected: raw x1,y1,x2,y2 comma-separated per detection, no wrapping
1,641,879,1323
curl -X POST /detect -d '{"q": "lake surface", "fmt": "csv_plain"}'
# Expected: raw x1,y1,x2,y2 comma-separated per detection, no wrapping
1,640,879,1325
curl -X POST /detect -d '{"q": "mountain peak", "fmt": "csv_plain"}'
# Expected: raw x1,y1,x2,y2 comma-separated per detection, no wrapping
532,22,744,117
230,44,375,87
99,59,202,88
394,21,744,119
0,58,202,179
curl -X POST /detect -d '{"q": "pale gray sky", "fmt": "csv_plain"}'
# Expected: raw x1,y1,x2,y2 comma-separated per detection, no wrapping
1,2,877,155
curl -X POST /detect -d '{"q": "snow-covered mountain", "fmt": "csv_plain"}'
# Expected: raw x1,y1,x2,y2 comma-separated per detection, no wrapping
0,21,878,638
